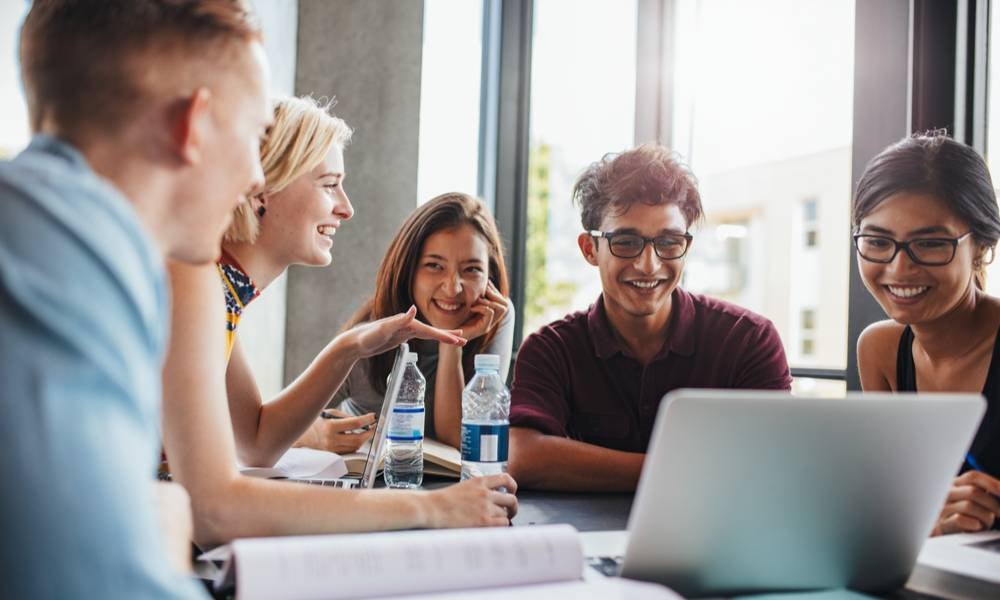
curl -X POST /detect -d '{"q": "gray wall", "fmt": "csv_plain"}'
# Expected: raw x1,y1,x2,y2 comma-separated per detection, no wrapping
285,1,425,382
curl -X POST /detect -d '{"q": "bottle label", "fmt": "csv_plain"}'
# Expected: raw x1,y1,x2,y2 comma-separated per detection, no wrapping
388,407,425,441
461,423,509,462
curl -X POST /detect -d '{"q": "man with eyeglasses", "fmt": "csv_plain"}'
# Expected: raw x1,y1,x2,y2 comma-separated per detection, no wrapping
507,144,792,492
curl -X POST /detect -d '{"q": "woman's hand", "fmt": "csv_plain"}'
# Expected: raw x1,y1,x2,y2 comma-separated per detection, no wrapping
294,409,376,454
457,282,509,342
424,473,518,528
346,306,466,360
931,470,1000,535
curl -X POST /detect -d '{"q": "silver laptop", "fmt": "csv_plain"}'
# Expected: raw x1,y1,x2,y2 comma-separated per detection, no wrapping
620,389,985,597
289,342,407,489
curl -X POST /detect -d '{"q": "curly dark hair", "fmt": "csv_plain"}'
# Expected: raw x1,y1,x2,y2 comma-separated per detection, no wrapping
572,143,703,231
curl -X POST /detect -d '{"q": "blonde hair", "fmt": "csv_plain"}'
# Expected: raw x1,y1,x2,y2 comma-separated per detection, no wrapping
225,95,353,243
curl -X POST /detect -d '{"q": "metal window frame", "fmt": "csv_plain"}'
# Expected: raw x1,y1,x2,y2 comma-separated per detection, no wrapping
478,0,977,375
479,0,533,346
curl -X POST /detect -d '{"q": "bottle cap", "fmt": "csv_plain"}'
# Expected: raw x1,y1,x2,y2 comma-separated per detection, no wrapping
405,352,419,363
474,354,500,370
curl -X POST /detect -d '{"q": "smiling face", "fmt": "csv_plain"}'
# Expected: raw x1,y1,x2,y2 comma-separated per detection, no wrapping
255,144,353,267
857,191,978,324
580,202,689,322
411,224,490,329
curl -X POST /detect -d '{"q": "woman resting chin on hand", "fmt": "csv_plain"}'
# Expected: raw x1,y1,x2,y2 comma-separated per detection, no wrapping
299,192,515,450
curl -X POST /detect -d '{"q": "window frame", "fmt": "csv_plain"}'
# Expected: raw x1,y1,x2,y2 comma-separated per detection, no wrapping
478,0,978,389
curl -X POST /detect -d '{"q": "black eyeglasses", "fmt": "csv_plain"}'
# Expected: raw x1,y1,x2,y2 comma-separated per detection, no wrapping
852,231,972,266
589,230,693,260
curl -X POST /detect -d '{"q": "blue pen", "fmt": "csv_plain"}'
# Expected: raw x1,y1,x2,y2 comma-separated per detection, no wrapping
966,453,984,472
965,453,1000,530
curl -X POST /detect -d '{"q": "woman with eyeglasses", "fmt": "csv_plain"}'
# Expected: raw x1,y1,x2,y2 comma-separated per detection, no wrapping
854,131,1000,535
295,192,513,450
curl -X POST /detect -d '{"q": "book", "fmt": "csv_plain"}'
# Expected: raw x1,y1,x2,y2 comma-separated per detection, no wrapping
239,448,347,481
201,524,680,599
343,438,462,478
906,531,1000,600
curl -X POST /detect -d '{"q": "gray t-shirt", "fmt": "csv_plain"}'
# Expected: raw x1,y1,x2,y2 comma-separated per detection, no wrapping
335,301,515,440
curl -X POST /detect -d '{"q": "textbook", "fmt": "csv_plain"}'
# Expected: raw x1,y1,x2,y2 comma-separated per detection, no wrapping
239,448,348,481
202,524,679,599
343,437,462,478
906,531,1000,599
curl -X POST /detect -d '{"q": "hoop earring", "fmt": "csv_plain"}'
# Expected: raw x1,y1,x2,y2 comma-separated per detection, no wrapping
257,205,266,218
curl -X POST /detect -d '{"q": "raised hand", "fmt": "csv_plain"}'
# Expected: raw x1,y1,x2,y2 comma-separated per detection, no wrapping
456,281,509,342
348,306,466,360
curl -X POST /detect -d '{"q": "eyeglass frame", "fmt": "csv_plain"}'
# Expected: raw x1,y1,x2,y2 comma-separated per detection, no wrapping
852,231,973,266
588,229,694,260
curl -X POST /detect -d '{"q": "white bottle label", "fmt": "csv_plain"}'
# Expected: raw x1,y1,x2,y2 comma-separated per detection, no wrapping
388,407,424,441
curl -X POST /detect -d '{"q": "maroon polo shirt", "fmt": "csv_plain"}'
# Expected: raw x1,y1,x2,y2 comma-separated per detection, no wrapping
510,288,792,453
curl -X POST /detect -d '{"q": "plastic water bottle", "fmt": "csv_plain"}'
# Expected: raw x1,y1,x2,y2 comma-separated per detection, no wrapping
385,352,425,488
461,354,510,482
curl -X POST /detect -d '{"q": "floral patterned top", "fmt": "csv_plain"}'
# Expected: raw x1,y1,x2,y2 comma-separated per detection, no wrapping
217,250,260,362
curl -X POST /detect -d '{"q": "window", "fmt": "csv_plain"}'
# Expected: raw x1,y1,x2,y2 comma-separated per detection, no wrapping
802,198,819,248
674,0,854,372
522,0,639,338
416,0,484,205
0,2,29,158
800,308,816,356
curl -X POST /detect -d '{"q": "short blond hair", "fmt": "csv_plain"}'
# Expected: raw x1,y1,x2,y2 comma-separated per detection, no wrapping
225,95,353,243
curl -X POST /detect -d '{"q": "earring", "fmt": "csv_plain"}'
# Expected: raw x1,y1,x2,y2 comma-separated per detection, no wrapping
257,205,266,218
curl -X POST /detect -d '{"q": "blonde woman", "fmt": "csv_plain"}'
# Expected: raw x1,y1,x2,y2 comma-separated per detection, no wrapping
162,96,517,547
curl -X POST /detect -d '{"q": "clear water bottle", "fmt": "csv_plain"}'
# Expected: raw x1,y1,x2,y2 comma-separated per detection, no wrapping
385,352,425,489
461,354,510,482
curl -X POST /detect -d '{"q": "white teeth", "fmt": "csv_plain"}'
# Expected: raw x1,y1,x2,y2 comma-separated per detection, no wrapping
628,280,660,289
887,285,929,298
317,225,336,237
435,300,461,311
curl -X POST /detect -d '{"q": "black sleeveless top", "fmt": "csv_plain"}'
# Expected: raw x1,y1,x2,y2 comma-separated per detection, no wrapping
897,326,1000,477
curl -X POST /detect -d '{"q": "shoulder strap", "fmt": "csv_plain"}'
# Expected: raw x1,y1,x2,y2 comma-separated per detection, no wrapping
895,326,917,391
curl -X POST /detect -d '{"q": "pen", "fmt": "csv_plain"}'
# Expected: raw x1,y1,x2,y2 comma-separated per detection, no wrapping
321,410,376,431
966,453,984,472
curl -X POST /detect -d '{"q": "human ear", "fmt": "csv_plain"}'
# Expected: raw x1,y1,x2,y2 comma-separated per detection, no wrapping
171,87,212,165
578,232,599,266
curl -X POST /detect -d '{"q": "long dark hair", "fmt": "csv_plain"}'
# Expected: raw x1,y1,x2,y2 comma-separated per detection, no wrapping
852,132,1000,289
345,192,509,393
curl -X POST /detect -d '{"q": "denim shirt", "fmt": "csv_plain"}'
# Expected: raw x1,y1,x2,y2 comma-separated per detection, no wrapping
0,135,204,598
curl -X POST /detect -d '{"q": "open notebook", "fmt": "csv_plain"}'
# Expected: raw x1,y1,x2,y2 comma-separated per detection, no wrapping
341,436,461,478
200,525,680,599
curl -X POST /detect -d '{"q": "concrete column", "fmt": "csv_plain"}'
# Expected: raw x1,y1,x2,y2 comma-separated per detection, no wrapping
286,0,424,382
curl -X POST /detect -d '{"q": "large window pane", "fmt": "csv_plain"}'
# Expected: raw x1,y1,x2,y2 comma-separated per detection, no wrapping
0,2,28,158
523,0,638,338
674,0,855,370
417,0,484,205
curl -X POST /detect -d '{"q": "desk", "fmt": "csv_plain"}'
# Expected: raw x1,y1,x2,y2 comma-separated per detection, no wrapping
459,480,945,600
512,489,633,531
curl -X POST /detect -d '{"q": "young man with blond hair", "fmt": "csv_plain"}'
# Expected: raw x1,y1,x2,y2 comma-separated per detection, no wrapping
1,1,271,597
508,144,792,492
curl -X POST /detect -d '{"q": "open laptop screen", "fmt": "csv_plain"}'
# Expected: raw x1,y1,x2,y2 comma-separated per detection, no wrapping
357,342,409,489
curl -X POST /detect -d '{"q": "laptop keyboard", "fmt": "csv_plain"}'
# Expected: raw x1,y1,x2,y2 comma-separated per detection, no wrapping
587,555,623,577
285,478,358,488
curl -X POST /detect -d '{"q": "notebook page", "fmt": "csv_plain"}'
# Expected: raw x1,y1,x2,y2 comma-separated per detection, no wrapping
233,524,582,600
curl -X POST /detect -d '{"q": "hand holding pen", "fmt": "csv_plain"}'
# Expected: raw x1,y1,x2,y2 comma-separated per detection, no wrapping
931,454,1000,535
295,409,376,454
